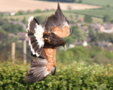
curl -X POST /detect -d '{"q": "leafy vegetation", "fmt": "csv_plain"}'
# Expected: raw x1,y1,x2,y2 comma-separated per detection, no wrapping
88,30,113,43
84,15,92,23
103,14,111,22
0,62,113,90
57,46,113,65
2,24,24,34
64,26,86,45
65,26,113,45
0,18,24,34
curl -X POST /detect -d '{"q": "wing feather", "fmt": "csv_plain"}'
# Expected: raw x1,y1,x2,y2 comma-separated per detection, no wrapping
26,32,58,83
26,3,70,83
26,16,44,57
45,3,71,37
25,50,56,83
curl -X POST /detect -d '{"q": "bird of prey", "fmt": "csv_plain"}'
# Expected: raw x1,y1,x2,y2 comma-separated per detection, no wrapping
25,3,71,83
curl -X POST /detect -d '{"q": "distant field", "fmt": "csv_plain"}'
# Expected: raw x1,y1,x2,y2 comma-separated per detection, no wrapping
3,10,103,23
0,0,100,12
77,0,113,7
3,11,80,22
4,11,54,20
69,8,113,20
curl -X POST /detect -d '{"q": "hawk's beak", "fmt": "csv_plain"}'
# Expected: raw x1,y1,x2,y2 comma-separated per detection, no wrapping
63,44,67,50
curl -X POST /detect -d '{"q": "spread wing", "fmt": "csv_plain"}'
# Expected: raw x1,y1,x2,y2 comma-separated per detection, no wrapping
25,49,56,83
45,3,71,37
26,17,56,83
26,16,44,57
26,3,70,83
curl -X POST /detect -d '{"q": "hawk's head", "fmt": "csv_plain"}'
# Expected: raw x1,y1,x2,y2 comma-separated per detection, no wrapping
43,31,66,48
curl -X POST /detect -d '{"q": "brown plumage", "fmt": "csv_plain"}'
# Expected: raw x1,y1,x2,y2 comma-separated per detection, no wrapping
25,3,71,83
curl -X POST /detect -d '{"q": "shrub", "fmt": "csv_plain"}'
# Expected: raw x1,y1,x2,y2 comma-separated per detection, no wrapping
0,62,113,90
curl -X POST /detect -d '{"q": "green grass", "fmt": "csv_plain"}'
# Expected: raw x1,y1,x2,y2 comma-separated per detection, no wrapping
3,11,55,21
2,10,103,23
76,0,113,7
66,7,113,23
2,11,80,24
65,11,103,23
71,8,113,19
3,11,76,20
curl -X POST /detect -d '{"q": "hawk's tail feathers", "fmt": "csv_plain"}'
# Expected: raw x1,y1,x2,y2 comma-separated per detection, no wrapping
25,59,56,83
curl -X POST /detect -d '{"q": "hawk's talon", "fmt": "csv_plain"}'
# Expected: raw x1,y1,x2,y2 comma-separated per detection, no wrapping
44,31,51,34
47,31,51,34
47,39,50,42
44,38,48,40
44,38,50,42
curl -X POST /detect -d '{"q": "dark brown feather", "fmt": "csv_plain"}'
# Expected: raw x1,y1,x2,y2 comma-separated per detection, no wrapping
26,16,44,57
43,32,66,48
26,50,49,83
26,3,71,83
45,3,69,31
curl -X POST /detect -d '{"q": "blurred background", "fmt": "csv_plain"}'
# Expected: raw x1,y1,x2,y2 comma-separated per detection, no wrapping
0,0,113,65
1,0,113,89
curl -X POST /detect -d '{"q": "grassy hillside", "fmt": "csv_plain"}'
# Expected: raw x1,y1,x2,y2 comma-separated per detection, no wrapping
76,0,113,7
67,8,113,23
2,10,103,24
3,11,54,21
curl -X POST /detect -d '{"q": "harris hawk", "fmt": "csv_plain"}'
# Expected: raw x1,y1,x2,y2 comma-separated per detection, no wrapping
25,3,71,83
